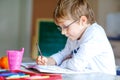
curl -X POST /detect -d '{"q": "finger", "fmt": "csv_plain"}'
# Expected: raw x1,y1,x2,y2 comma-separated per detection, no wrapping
41,57,47,65
36,56,42,64
37,56,42,61
42,57,48,65
36,56,47,65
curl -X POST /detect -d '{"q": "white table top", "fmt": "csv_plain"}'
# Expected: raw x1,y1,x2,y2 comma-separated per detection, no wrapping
62,73,119,80
21,58,120,80
20,65,120,80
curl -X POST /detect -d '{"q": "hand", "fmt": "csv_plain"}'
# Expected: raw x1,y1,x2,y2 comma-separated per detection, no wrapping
36,56,48,65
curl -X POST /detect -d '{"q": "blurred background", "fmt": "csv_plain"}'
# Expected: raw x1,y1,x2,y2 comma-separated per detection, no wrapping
0,0,120,65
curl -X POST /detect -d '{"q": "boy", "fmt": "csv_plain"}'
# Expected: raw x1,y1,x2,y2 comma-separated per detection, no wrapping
36,0,116,75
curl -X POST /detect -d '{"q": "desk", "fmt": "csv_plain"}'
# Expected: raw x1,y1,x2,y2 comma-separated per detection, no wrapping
62,73,119,80
20,58,120,80
0,66,119,80
20,66,120,80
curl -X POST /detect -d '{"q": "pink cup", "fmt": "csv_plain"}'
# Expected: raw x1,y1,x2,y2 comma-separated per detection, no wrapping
6,48,24,70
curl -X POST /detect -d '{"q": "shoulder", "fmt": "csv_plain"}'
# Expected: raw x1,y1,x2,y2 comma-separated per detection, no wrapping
79,23,107,43
87,23,105,34
84,23,106,38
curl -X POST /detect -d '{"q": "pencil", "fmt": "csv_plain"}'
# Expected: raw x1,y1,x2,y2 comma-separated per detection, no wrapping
36,43,43,57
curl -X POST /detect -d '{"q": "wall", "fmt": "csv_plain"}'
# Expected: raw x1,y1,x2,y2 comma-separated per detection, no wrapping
0,0,32,58
18,0,32,57
31,0,58,59
98,0,120,29
0,0,20,56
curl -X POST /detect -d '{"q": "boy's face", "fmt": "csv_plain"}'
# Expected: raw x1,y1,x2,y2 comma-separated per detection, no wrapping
57,17,89,40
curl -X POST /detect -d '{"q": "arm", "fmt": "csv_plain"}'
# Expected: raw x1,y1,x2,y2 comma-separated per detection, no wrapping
50,39,72,66
59,44,95,72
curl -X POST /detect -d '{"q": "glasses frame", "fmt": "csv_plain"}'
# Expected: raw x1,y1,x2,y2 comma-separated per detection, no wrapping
57,20,78,31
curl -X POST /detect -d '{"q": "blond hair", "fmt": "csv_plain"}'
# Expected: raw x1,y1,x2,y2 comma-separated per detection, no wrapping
53,0,95,24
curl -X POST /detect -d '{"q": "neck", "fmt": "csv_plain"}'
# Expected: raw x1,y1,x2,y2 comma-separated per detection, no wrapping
77,24,91,40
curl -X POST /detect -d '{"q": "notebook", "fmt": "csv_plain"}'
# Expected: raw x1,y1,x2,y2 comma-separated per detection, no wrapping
21,62,80,74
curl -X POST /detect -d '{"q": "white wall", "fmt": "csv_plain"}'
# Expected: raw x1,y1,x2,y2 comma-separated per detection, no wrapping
98,0,120,29
0,0,32,58
107,13,120,37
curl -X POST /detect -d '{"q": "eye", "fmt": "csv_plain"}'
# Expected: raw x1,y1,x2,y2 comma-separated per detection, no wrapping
63,25,69,29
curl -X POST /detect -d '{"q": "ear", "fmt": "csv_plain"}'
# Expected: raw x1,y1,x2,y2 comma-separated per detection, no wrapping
79,16,88,26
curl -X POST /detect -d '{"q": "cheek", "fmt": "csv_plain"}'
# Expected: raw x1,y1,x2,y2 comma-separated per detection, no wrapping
67,24,81,36
68,28,78,36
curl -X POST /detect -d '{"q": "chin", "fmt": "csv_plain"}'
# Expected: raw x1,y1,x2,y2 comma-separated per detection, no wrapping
69,37,76,41
68,36,78,41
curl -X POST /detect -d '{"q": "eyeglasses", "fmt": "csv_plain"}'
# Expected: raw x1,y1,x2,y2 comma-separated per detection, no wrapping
57,20,78,31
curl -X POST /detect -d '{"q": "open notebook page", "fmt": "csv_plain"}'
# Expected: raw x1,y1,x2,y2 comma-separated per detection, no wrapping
21,62,81,74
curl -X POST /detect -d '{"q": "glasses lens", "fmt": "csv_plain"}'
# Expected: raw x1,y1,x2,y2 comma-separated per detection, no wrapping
57,20,78,31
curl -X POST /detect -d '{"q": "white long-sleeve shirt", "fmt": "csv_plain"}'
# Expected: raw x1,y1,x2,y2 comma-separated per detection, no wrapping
51,23,116,75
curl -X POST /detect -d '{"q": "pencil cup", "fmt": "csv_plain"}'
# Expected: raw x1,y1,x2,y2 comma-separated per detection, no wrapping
6,48,24,70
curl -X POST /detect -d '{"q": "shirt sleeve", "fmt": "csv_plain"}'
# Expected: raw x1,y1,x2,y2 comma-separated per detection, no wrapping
50,39,72,66
59,43,95,72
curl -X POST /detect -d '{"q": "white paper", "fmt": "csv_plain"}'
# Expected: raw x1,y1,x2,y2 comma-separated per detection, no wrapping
21,62,81,74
